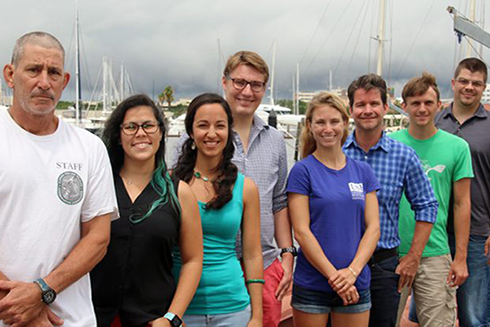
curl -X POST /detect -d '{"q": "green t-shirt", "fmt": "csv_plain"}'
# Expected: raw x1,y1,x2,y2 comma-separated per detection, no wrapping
389,129,473,257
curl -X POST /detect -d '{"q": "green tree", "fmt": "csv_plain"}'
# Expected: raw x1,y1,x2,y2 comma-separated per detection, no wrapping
163,85,174,108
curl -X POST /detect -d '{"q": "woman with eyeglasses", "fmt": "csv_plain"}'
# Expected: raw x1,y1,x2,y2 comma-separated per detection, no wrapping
173,93,263,327
91,94,203,327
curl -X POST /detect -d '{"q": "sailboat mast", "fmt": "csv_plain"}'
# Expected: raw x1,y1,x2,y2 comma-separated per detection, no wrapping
376,0,386,77
75,0,81,126
270,41,276,106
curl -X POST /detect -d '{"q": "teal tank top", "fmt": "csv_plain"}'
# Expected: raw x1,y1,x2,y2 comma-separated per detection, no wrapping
173,172,250,314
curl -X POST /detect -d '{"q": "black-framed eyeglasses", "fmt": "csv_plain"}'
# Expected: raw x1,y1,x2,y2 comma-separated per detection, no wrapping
120,121,161,135
456,78,485,88
227,77,266,92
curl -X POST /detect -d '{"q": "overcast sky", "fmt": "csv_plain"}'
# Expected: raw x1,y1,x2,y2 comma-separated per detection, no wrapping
1,0,489,102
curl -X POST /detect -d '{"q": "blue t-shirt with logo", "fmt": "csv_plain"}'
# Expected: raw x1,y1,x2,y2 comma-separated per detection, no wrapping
287,155,380,293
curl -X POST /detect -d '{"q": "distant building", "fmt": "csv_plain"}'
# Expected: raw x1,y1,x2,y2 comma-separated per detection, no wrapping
482,84,490,103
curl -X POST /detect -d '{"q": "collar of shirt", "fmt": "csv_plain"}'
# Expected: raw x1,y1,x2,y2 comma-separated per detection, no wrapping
344,130,390,154
443,102,488,120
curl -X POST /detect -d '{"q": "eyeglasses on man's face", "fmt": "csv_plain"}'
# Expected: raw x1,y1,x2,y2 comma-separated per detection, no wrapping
120,121,161,135
456,78,485,88
227,77,266,92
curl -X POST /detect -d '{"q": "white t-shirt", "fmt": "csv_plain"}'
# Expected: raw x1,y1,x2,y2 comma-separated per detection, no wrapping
0,108,118,327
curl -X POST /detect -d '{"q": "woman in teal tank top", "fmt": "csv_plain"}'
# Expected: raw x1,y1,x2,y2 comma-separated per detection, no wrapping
173,93,264,327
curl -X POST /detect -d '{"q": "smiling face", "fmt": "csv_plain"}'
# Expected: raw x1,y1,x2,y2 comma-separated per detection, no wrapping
351,88,388,133
308,105,347,150
222,64,266,118
120,105,162,165
403,87,441,129
3,43,69,117
452,68,486,109
191,103,229,161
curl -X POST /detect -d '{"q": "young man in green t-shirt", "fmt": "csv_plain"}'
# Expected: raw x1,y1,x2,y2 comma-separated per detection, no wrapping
390,73,473,327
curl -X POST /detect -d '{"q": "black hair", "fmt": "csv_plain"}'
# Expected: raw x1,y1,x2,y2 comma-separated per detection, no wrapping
173,93,237,210
103,94,180,222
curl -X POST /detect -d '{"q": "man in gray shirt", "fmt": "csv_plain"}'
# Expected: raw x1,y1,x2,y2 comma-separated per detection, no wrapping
435,57,490,327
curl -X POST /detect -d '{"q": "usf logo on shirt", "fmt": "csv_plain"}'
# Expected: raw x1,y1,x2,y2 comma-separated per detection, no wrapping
348,182,364,200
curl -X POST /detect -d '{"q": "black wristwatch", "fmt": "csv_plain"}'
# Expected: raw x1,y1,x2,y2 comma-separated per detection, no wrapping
281,246,298,257
164,312,183,327
33,278,56,305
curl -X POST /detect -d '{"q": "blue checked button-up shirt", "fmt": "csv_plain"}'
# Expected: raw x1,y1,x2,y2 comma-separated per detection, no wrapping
343,131,438,250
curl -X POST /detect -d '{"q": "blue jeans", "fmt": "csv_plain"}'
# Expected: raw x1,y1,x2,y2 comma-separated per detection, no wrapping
449,233,490,327
183,305,251,327
369,255,400,327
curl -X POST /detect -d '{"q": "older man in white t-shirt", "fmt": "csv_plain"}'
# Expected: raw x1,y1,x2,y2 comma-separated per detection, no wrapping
0,31,118,327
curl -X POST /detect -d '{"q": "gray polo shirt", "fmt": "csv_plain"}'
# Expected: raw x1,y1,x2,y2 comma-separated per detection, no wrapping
435,103,490,237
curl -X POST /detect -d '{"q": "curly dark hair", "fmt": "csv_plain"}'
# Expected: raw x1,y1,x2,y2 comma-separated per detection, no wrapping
103,94,180,222
173,93,237,210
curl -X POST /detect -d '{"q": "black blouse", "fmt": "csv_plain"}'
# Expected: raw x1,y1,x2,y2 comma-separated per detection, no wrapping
91,174,180,327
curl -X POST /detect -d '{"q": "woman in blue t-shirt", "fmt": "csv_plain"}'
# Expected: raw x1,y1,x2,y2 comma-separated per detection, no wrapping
287,92,380,327
173,93,263,327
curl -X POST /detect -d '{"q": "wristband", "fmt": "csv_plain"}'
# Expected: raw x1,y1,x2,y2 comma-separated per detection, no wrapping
246,279,265,285
348,267,358,278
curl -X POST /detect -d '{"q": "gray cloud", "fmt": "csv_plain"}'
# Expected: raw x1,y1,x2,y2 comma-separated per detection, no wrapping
1,0,489,102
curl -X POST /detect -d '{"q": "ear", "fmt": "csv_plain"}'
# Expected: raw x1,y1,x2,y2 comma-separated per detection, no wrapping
3,64,15,88
62,72,71,90
221,75,227,91
402,102,407,112
451,78,456,92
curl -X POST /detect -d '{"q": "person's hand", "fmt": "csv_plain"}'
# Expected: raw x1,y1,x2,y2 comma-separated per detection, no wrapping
395,253,420,292
274,254,293,301
25,306,64,327
246,317,263,327
329,267,357,294
447,257,468,287
485,235,490,265
0,280,45,327
337,285,359,306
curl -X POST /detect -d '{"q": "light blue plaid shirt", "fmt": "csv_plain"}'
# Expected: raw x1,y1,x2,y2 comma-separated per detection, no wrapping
343,130,438,250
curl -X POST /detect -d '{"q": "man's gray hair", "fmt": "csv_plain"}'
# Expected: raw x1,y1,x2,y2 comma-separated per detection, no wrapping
11,31,65,66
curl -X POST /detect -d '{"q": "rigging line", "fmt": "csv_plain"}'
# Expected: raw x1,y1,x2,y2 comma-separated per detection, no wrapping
387,0,393,85
394,0,437,80
303,0,356,80
334,0,369,79
348,0,371,72
79,24,93,94
367,0,376,73
298,0,333,66
464,35,485,60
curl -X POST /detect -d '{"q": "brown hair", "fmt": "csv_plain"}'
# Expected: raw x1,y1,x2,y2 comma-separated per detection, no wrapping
223,51,269,83
454,57,488,83
347,74,388,107
402,72,440,103
301,91,350,158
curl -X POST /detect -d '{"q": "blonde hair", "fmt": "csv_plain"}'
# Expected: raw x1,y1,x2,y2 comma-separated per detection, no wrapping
223,51,269,83
301,91,350,158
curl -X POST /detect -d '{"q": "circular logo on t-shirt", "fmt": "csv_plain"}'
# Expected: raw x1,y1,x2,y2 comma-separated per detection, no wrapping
57,171,84,205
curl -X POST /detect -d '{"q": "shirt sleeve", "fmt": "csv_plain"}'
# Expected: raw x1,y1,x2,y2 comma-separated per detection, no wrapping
404,151,438,224
454,140,474,181
272,136,288,213
81,138,119,222
363,162,380,194
286,161,311,196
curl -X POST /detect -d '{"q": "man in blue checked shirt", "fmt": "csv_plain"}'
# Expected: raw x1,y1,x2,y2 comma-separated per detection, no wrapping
343,74,438,327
